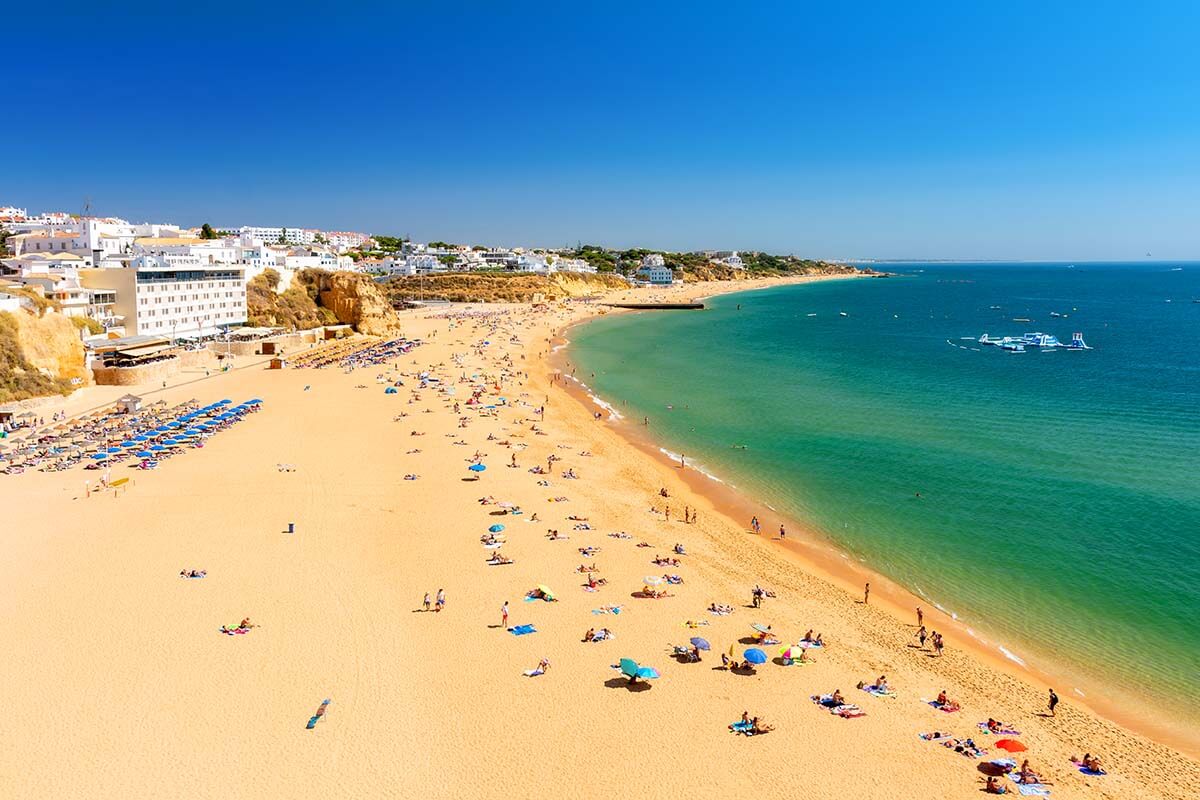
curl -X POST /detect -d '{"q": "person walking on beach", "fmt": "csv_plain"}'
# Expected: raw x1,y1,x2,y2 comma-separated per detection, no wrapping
779,524,786,540
917,606,924,627
864,582,870,604
751,516,760,535
435,588,445,612
665,506,670,522
917,625,927,649
501,601,509,630
1048,689,1059,717
423,592,431,612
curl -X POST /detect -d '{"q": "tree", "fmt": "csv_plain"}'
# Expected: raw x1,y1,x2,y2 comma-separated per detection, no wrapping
200,223,218,240
278,228,288,244
314,232,328,245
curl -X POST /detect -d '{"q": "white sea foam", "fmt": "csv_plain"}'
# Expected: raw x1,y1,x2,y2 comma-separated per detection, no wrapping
998,645,1027,666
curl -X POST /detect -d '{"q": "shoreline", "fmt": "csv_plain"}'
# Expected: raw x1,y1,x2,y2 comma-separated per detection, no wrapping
553,276,1200,757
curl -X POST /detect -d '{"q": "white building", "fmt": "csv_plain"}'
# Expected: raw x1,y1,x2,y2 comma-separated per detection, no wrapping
642,253,665,268
324,231,371,252
0,206,27,223
636,264,675,285
551,256,597,274
231,226,318,246
80,255,247,338
18,272,121,330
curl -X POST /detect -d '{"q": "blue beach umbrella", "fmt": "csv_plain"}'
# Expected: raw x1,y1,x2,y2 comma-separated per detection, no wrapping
135,450,154,458
488,524,505,533
120,440,138,448
743,648,768,665
468,463,486,472
150,445,166,452
90,453,108,460
134,435,150,442
689,637,711,651
106,447,122,454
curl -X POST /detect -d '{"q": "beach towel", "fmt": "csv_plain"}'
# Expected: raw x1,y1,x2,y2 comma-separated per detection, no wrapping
306,699,330,729
592,606,622,615
919,733,953,742
1074,765,1107,776
925,700,959,713
729,721,754,734
862,685,897,698
977,722,1021,735
1015,784,1051,796
510,624,536,636
834,705,866,718
522,668,545,677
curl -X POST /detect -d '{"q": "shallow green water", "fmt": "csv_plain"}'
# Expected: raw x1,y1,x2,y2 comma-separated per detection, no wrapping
569,263,1200,718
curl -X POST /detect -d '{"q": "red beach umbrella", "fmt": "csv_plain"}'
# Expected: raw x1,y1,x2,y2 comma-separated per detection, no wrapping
994,739,1027,753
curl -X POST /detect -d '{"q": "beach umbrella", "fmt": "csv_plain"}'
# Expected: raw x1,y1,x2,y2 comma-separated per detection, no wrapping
134,435,150,442
106,447,122,454
120,440,138,448
248,399,262,404
488,524,505,533
218,399,232,405
643,575,664,586
89,453,108,460
994,740,1027,753
743,648,768,665
689,637,711,651
150,445,165,452
750,623,772,634
166,421,181,428
536,584,555,601
468,463,486,472
135,451,154,458
619,659,658,680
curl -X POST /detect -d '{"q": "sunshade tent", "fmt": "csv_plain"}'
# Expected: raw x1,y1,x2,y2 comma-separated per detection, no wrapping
468,464,487,472
619,658,661,681
689,637,710,650
488,524,505,533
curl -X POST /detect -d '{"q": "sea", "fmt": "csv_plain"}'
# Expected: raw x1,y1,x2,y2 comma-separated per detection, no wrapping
568,262,1200,735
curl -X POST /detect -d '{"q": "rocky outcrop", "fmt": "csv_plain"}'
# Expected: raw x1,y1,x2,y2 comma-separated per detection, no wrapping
0,309,90,403
307,271,404,336
384,272,629,303
247,269,404,335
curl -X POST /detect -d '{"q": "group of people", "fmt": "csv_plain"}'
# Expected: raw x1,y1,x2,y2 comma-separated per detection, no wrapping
421,589,446,612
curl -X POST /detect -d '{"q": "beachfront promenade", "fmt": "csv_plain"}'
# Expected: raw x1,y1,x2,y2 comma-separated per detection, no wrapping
0,285,1195,800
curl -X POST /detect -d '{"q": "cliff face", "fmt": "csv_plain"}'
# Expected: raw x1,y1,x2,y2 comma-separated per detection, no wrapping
681,261,865,282
306,270,405,336
385,272,629,303
0,310,90,403
247,270,404,335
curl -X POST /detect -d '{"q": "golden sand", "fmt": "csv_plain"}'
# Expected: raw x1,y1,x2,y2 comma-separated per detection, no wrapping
2,278,1197,799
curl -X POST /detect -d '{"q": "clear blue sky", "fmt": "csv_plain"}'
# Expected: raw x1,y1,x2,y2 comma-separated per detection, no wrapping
5,2,1199,260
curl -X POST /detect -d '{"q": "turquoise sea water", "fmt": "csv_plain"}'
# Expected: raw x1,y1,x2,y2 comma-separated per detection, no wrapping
570,263,1200,722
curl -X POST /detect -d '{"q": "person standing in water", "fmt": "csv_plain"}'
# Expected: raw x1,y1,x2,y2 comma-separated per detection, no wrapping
779,524,786,540
917,606,924,627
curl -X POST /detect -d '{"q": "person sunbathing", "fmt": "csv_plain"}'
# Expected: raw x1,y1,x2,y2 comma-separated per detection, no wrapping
585,575,606,588
729,711,751,730
830,689,845,706
985,776,1009,794
487,553,512,565
1016,760,1041,784
751,717,774,735
935,691,961,712
876,675,890,692
583,628,595,642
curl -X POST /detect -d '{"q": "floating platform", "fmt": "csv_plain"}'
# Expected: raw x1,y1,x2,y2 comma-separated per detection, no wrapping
603,302,705,310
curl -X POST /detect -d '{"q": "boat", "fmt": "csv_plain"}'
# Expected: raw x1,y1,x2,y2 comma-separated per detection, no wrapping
1013,317,1031,322
806,313,817,317
839,311,848,317
989,305,1002,310
1050,311,1062,317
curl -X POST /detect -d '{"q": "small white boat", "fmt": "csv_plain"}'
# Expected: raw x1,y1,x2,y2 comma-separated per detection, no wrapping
839,312,848,317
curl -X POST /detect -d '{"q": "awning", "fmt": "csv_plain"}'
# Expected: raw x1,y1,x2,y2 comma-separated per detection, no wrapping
113,343,175,359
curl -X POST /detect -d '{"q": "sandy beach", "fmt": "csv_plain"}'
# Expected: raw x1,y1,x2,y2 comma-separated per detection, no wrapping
2,277,1197,800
